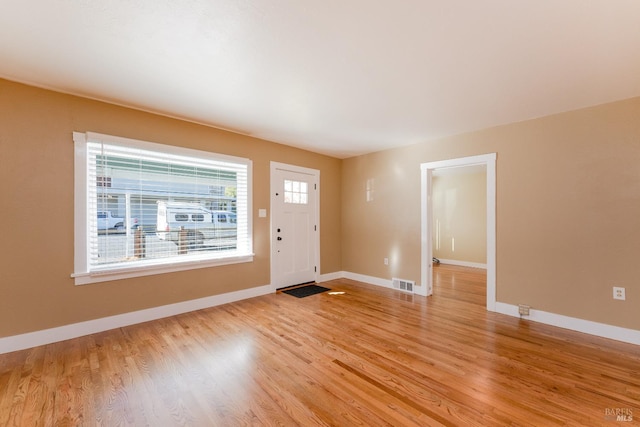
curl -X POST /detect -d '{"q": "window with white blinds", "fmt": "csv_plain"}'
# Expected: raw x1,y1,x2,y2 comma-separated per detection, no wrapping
73,132,253,285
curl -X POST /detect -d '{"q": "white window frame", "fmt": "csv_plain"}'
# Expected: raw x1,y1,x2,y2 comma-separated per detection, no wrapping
72,132,253,285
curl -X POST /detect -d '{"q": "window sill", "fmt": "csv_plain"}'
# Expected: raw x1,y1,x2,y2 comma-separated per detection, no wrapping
72,253,254,285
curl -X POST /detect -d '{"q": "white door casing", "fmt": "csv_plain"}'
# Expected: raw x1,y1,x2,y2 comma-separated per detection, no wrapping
270,162,320,290
420,153,496,310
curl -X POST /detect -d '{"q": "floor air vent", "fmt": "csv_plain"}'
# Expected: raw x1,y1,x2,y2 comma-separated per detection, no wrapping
392,278,415,293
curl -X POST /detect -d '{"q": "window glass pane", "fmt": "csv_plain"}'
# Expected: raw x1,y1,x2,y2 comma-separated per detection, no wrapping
75,132,252,283
283,179,309,205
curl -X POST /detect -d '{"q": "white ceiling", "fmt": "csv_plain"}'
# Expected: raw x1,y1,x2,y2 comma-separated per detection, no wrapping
1,1,639,158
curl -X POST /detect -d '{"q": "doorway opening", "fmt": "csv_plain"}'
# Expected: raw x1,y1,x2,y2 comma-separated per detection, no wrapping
420,154,496,311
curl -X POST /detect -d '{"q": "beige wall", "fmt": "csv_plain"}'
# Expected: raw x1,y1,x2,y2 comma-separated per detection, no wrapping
3,77,639,338
0,79,342,337
342,96,640,330
432,170,487,263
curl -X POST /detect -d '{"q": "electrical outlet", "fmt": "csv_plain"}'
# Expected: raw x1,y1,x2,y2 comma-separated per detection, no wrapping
518,304,530,316
613,287,626,300
384,257,389,265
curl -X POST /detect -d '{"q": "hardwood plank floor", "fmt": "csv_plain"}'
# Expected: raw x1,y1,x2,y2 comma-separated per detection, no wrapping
1,264,639,426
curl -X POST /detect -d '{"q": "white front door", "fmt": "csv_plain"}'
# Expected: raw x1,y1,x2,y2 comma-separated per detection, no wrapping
271,163,319,289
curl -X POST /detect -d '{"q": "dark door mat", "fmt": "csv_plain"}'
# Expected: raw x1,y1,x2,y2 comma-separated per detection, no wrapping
282,284,330,298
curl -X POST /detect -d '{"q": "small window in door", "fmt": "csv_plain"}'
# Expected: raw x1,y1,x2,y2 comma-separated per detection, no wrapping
284,180,308,204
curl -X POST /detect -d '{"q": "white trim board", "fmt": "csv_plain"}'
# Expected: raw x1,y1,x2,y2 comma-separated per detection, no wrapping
342,271,393,289
332,271,640,346
495,303,640,346
434,259,487,269
318,271,343,283
421,153,497,308
4,273,638,354
0,284,272,355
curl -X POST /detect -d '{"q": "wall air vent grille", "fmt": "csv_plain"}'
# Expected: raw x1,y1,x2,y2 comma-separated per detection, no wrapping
392,278,415,293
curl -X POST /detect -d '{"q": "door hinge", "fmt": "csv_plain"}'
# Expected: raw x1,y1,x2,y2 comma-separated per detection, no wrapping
314,183,317,190
314,225,317,231
314,266,317,272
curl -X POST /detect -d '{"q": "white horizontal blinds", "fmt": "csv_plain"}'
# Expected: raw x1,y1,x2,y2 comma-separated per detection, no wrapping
85,138,250,271
235,162,249,254
86,143,101,268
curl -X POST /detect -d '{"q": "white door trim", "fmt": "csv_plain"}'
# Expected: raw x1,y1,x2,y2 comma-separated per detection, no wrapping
270,162,320,291
420,153,497,311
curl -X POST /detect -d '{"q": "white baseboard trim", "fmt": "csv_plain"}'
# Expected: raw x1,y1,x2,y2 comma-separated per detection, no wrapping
342,271,393,289
435,259,487,269
5,276,637,354
495,302,640,346
325,271,640,346
317,271,344,282
0,284,272,355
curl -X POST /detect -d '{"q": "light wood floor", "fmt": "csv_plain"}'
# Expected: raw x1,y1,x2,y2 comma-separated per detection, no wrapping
1,265,639,426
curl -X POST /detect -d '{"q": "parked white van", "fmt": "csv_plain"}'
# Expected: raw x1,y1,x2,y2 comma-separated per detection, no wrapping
156,201,236,248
